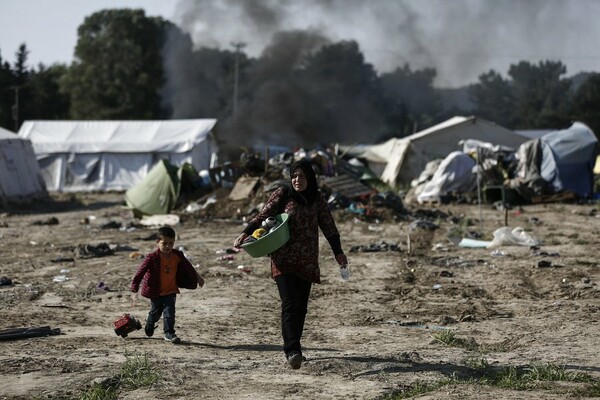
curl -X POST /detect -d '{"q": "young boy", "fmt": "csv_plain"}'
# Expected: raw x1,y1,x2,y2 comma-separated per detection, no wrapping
130,226,204,344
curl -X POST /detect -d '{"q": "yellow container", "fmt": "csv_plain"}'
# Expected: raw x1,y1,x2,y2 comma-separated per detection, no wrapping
241,213,290,257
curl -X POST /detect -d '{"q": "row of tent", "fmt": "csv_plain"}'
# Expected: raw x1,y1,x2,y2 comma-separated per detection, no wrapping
410,121,598,204
342,116,599,201
1,116,598,210
0,119,218,206
18,119,218,192
342,116,528,185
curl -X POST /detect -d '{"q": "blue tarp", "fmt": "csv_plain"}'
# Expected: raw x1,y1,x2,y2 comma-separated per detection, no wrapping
540,122,599,197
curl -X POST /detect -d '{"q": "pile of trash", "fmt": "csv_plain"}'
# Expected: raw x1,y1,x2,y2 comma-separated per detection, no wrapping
176,147,410,223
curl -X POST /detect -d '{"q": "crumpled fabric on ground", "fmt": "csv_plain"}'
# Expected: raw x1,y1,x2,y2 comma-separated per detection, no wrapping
75,243,114,258
487,226,540,248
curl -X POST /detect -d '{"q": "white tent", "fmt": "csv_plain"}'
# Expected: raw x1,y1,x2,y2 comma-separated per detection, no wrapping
18,119,218,192
416,151,477,204
378,116,528,187
0,126,47,203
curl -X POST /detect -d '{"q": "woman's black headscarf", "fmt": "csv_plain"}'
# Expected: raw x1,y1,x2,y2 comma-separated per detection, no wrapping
288,158,319,205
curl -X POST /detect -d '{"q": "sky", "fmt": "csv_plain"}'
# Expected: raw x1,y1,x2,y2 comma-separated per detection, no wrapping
1,0,599,88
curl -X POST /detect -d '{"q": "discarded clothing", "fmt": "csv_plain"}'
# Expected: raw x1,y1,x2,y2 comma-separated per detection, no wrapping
349,240,400,253
0,326,61,341
0,276,12,286
75,243,114,258
31,217,59,226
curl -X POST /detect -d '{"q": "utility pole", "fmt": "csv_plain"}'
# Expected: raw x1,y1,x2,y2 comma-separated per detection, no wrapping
231,41,246,115
10,86,20,132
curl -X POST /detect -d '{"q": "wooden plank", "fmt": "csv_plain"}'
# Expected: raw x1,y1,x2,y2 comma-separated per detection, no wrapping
228,176,260,201
321,174,373,199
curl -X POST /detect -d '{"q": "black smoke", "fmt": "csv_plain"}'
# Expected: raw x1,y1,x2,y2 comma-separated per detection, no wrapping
160,0,594,151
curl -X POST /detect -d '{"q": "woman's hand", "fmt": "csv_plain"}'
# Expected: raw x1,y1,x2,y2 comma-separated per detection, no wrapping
335,253,348,267
233,233,248,249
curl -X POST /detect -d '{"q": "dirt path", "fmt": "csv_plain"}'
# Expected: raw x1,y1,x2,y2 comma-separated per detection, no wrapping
1,193,599,399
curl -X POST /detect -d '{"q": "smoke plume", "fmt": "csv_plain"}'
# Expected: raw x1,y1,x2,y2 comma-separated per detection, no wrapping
172,0,597,87
161,0,598,149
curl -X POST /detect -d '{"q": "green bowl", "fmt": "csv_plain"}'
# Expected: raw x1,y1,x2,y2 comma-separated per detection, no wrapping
241,213,290,258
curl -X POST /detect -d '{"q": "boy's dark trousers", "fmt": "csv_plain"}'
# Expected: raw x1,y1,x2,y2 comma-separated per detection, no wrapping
148,293,177,335
275,274,312,357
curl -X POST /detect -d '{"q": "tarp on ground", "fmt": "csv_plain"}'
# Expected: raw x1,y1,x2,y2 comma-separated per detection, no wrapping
379,116,528,187
18,119,217,192
124,160,201,217
0,126,47,204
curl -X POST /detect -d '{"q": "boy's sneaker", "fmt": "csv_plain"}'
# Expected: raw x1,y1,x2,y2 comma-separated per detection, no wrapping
164,333,181,344
144,321,156,337
287,352,303,369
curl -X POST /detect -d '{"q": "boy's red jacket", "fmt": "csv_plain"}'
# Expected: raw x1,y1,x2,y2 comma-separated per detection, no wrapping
131,248,199,298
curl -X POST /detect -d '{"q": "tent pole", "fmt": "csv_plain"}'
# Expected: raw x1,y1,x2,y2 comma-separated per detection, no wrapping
476,146,483,234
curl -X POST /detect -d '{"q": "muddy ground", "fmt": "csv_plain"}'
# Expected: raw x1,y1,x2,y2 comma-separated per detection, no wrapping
0,191,599,400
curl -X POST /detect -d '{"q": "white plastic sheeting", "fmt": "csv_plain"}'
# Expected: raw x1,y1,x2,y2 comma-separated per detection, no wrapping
18,119,218,192
416,151,477,204
0,127,47,202
380,116,527,186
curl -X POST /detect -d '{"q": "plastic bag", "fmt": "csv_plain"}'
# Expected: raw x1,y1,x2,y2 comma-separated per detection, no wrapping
487,226,540,248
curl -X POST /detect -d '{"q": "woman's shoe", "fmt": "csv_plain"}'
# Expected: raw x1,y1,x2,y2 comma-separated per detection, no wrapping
287,352,302,369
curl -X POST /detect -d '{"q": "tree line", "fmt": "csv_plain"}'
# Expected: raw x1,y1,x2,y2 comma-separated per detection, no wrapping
1,8,599,149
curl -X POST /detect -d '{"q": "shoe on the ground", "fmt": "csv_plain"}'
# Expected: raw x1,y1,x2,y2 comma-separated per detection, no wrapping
164,333,181,344
287,352,303,369
144,320,157,337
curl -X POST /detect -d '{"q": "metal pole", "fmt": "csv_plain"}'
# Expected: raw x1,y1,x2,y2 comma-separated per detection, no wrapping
476,146,483,233
11,86,20,132
231,42,246,115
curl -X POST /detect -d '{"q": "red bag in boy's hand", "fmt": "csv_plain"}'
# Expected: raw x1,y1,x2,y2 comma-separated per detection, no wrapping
113,313,142,338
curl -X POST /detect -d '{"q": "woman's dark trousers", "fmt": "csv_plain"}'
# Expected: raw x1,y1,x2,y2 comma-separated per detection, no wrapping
275,274,312,357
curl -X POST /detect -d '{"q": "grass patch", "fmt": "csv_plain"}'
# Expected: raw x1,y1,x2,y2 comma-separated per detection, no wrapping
78,352,160,400
479,338,517,353
479,363,592,390
119,351,160,389
574,259,597,266
431,330,478,351
433,331,519,354
380,380,448,400
382,361,598,399
79,383,117,400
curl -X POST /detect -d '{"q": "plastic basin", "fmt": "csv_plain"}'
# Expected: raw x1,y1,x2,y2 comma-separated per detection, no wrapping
241,213,290,257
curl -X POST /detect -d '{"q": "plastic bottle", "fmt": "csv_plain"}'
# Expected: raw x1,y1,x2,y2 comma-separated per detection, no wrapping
340,265,350,280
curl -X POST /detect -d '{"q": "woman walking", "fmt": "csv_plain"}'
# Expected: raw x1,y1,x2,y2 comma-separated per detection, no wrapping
233,158,348,369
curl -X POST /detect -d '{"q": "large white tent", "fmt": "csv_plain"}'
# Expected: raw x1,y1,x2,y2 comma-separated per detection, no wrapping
18,119,218,192
0,126,47,204
378,116,528,187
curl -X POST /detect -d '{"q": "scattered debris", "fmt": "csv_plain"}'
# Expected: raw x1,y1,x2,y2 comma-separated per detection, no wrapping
139,214,180,227
129,251,144,259
0,326,61,341
349,240,400,253
75,243,114,258
100,221,122,229
31,217,59,226
50,257,75,263
0,276,13,286
488,226,540,248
